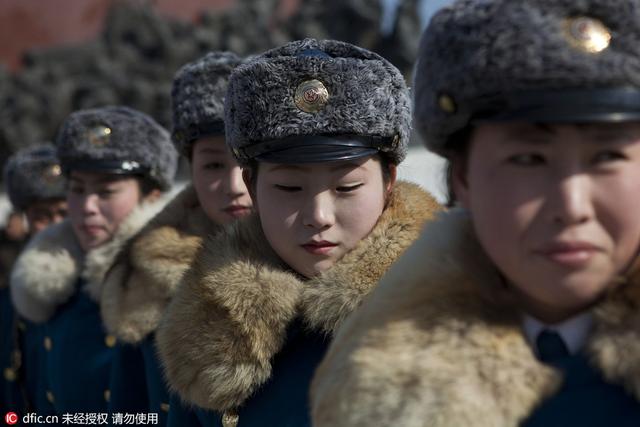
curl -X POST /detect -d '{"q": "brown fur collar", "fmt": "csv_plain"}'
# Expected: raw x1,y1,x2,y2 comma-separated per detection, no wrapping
101,185,216,343
156,181,441,412
311,209,640,427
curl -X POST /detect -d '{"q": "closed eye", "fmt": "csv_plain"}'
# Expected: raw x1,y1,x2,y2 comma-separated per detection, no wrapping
506,153,545,166
204,162,225,170
336,183,364,193
592,150,627,164
274,184,302,192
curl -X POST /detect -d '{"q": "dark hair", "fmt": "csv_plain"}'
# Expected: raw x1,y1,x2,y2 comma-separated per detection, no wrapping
443,127,473,207
138,176,161,196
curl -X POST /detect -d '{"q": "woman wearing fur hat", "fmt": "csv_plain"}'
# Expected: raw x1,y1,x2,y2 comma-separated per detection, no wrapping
10,106,178,416
100,52,253,425
155,38,441,427
1,143,68,412
311,1,640,426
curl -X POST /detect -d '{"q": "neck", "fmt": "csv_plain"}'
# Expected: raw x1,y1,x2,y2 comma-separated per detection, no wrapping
514,290,601,325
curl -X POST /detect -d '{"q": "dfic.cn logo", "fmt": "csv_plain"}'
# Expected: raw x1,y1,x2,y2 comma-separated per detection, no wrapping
4,412,18,425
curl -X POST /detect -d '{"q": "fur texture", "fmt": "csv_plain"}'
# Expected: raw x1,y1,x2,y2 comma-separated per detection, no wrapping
56,106,178,190
101,185,216,343
10,196,169,323
413,0,640,154
171,51,242,155
225,38,411,166
156,181,441,412
311,209,640,427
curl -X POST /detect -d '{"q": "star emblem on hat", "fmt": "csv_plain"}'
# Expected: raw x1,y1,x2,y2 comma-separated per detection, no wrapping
87,125,112,146
563,16,611,54
42,164,62,184
294,79,329,113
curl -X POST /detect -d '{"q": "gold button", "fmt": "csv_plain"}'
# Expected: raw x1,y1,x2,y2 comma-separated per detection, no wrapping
160,403,170,412
46,390,55,403
4,367,17,382
104,389,111,402
438,94,457,114
104,335,117,348
43,337,52,351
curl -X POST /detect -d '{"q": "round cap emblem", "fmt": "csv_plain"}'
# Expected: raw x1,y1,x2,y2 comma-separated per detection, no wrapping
294,79,329,113
563,16,611,54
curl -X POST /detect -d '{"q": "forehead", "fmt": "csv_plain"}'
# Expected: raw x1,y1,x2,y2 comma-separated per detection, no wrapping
472,121,640,145
193,136,227,153
260,157,378,175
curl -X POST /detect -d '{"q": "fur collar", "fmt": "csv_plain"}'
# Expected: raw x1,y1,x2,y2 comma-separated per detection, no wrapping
310,209,640,427
101,185,216,343
156,181,441,412
10,196,170,323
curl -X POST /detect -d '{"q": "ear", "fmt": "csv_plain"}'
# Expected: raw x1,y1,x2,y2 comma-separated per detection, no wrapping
242,168,258,212
142,188,162,204
451,157,470,208
386,163,397,194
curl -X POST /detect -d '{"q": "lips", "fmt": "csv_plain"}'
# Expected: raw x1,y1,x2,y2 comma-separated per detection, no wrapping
81,224,105,236
223,205,251,218
301,240,338,255
535,241,601,267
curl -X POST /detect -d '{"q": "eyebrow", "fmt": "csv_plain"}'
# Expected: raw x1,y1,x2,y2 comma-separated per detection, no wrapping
501,124,557,145
196,147,226,154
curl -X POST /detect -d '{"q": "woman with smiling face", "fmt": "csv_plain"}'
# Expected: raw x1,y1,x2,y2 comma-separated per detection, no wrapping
311,1,640,427
155,39,441,427
99,52,252,425
10,106,178,416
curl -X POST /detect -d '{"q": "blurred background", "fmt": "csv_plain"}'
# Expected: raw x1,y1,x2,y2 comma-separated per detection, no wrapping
0,0,451,222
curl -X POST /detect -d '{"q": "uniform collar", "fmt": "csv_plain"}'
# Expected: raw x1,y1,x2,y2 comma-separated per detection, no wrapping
523,311,594,356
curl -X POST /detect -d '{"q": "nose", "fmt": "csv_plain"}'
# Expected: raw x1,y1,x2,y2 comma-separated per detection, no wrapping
82,194,100,215
302,192,336,230
546,173,594,226
226,166,248,197
51,212,65,225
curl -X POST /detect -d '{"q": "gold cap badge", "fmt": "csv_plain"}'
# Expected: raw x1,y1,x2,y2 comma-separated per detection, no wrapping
294,79,329,113
438,93,457,114
42,164,62,184
563,16,611,54
88,125,112,146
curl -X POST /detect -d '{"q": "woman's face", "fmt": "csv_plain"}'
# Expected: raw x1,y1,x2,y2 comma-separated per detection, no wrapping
454,122,640,322
24,199,68,235
67,172,144,251
254,156,395,278
191,137,253,225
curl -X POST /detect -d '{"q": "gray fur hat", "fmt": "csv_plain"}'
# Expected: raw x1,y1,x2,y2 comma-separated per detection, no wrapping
171,51,243,157
414,0,640,156
225,38,410,166
56,106,178,190
3,143,67,210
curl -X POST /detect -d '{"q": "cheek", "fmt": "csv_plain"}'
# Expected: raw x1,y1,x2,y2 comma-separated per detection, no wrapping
467,170,541,268
257,191,296,238
337,191,386,247
102,193,139,229
595,177,640,268
66,195,84,225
